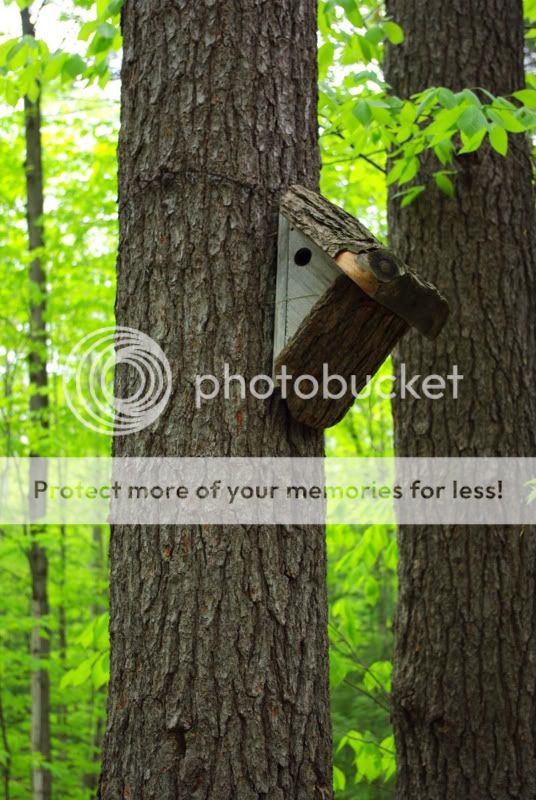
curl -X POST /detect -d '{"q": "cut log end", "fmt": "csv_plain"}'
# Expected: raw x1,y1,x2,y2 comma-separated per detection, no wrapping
335,248,448,340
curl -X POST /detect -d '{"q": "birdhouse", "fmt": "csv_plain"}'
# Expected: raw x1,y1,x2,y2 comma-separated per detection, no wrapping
273,185,449,429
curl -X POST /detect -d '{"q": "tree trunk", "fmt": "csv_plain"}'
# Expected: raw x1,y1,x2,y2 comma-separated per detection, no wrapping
21,8,51,800
99,3,332,799
384,1,536,798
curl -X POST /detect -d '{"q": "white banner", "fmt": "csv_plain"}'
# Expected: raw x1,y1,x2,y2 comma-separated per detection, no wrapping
1,457,535,525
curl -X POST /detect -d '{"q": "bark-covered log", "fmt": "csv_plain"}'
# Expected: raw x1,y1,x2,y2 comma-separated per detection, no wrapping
274,186,447,428
274,274,408,429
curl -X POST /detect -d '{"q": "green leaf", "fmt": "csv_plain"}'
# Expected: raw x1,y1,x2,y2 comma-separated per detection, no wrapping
395,124,412,144
353,99,372,126
526,0,536,20
60,656,94,689
42,52,68,81
493,96,517,110
340,39,362,66
106,0,123,14
94,612,110,649
434,171,455,197
7,41,29,69
92,652,109,689
0,38,18,67
489,124,508,155
455,88,481,106
98,69,111,89
400,100,417,124
335,0,364,26
396,184,425,207
97,22,117,40
491,108,525,132
333,765,346,791
88,34,115,55
369,101,394,125
330,650,353,689
513,88,536,108
380,736,396,780
518,107,536,127
386,158,405,185
383,21,404,44
355,738,383,782
458,127,487,153
356,34,372,63
364,576,380,606
4,81,19,107
437,87,457,108
434,139,454,165
366,25,384,46
425,105,464,137
457,105,487,138
62,54,87,79
398,155,420,185
318,41,334,79
26,79,39,103
363,660,392,693
37,40,49,60
79,21,98,42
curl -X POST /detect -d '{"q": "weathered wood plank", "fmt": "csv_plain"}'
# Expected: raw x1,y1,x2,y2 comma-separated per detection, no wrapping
273,216,342,367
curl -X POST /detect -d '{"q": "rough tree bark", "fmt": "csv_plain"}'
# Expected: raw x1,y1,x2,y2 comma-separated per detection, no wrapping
385,1,536,798
99,2,332,799
20,8,51,800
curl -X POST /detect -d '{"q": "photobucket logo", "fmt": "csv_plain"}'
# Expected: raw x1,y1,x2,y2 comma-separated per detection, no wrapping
195,363,463,407
64,327,171,436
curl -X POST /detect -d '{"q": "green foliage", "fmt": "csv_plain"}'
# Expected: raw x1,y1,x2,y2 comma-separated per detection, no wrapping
61,614,110,691
324,362,398,798
0,0,122,105
319,0,536,208
0,85,116,796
